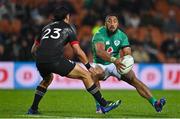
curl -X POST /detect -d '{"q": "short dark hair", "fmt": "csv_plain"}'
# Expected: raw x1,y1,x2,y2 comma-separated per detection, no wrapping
105,13,119,21
54,6,70,21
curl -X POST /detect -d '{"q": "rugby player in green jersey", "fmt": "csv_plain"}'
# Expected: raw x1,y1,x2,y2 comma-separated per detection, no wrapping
91,13,166,113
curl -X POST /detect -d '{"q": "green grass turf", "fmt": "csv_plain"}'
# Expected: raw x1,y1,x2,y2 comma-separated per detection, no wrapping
0,90,179,118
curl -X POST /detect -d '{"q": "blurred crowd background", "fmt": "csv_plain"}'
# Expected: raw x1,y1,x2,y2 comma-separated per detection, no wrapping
0,0,179,63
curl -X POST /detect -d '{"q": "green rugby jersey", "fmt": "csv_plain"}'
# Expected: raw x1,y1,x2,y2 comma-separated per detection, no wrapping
91,26,130,65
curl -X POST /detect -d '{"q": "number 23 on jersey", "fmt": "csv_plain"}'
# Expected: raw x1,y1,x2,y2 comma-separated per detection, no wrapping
42,28,62,40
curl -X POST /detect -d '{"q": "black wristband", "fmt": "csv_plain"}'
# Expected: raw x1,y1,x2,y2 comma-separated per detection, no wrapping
85,62,91,70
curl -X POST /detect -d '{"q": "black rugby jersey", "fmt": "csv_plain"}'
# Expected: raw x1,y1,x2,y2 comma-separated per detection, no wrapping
35,21,79,63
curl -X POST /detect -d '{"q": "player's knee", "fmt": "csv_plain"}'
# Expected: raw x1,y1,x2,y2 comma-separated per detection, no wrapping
96,68,104,76
94,65,105,79
122,70,135,83
41,74,53,88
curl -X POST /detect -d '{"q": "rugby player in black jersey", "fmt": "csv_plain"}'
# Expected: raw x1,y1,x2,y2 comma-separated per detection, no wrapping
27,6,121,114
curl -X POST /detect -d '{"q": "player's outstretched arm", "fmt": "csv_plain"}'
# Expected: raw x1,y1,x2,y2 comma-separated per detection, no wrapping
95,42,125,70
71,43,89,64
71,43,97,75
95,42,112,62
121,47,132,56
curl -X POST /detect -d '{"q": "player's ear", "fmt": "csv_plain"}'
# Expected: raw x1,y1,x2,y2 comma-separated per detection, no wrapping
65,14,70,24
105,22,108,28
67,14,70,19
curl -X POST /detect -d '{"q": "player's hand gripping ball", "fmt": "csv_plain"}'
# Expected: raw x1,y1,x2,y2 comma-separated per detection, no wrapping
118,55,134,74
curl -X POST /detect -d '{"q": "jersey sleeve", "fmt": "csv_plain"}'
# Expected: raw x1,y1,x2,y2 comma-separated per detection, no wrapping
120,32,130,48
68,25,79,45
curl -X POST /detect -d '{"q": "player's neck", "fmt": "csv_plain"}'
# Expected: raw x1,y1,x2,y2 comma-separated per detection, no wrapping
106,29,117,36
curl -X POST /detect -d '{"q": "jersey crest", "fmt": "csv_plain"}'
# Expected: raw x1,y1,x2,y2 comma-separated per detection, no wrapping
114,40,120,46
105,41,110,45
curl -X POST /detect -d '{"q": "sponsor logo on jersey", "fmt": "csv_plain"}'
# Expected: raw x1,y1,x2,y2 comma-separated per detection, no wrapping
106,41,110,45
107,47,113,54
114,40,120,46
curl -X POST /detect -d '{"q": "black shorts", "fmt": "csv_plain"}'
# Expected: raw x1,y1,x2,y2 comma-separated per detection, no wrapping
36,58,76,78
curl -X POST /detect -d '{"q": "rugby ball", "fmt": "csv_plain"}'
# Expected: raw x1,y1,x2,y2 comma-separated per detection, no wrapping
118,55,134,74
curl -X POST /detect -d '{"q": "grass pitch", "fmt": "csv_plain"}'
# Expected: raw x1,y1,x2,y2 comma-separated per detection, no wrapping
0,90,179,118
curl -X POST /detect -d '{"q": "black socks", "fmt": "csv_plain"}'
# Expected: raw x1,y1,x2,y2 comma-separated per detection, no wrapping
31,86,47,110
87,84,107,107
31,84,107,110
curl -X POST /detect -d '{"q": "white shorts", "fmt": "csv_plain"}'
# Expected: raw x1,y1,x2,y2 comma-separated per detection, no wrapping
92,63,121,81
